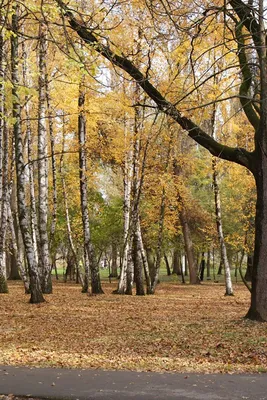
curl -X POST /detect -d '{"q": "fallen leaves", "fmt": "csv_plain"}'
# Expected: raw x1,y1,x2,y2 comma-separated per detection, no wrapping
0,281,266,373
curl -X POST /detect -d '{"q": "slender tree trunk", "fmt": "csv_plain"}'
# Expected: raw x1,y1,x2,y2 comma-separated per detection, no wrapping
137,217,152,294
8,204,30,293
60,114,84,289
0,118,9,293
22,39,39,268
164,254,171,276
45,70,58,265
0,23,8,293
117,135,132,294
179,206,200,284
11,5,44,303
38,22,51,294
110,242,118,278
212,157,233,296
206,249,211,280
199,252,205,281
150,185,165,293
78,80,103,294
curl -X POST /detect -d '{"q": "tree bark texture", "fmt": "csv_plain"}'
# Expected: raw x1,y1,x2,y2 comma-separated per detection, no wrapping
38,22,51,294
11,6,44,304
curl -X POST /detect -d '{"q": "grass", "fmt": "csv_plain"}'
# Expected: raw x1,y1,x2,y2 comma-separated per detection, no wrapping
0,280,265,374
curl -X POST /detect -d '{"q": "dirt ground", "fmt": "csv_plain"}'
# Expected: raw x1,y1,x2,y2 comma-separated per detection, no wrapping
0,281,266,373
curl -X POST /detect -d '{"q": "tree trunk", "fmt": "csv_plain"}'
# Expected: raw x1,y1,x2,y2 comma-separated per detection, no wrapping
110,242,118,278
0,27,8,293
245,254,253,282
45,69,58,268
206,249,211,280
179,206,200,284
22,24,39,270
199,252,205,282
212,157,233,296
117,134,132,294
133,231,145,296
11,5,44,304
164,254,171,276
8,190,30,292
60,114,84,289
172,249,181,275
78,79,103,294
137,218,152,294
38,22,51,294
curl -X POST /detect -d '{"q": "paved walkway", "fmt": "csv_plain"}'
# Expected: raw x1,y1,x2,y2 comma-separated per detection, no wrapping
0,365,267,400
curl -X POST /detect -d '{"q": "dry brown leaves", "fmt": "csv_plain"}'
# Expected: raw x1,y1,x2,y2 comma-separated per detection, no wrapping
0,281,266,373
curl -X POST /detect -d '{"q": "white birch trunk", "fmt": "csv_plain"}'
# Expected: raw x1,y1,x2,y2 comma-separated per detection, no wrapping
211,106,233,296
11,5,44,303
117,143,133,294
137,217,152,293
38,22,51,293
0,15,4,206
0,117,9,293
78,82,90,293
22,40,39,266
8,204,30,293
45,73,57,256
212,158,234,295
0,19,7,293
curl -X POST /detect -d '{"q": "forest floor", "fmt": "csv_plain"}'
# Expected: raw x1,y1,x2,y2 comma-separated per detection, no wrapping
0,280,266,373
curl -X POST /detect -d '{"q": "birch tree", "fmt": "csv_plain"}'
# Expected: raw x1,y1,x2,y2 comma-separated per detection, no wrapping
0,15,7,293
11,4,44,304
37,21,51,293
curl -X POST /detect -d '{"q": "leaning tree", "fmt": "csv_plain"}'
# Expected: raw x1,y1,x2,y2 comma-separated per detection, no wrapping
55,0,267,321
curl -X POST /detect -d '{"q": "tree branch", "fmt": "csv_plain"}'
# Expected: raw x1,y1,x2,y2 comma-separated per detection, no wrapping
55,0,255,173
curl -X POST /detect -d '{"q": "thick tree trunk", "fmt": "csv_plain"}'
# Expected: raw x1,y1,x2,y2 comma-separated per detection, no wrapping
247,155,267,320
11,6,44,304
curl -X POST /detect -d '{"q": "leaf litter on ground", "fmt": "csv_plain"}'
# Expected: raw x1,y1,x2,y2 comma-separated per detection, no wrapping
0,281,266,373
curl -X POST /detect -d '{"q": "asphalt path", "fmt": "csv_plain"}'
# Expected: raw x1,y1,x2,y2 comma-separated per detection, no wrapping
0,365,266,400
